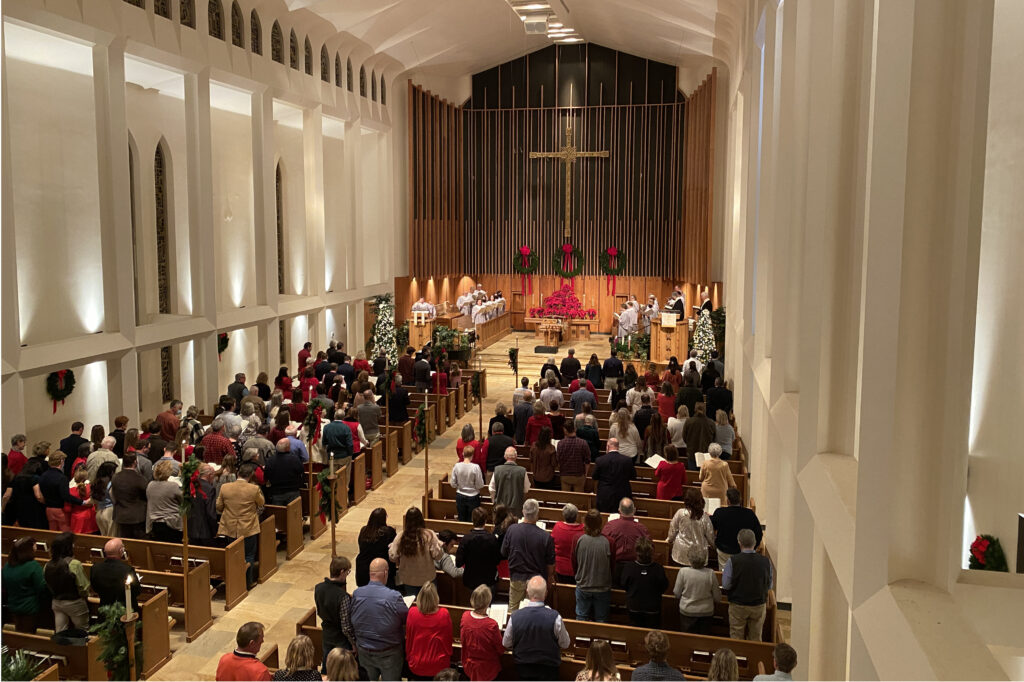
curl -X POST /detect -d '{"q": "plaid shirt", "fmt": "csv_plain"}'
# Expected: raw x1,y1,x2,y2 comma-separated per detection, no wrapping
556,435,591,476
200,432,234,465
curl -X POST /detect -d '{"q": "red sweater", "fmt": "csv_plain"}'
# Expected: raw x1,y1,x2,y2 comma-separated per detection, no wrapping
654,461,688,500
405,606,453,676
524,414,552,446
551,521,585,576
216,651,270,681
460,611,505,681
657,394,677,421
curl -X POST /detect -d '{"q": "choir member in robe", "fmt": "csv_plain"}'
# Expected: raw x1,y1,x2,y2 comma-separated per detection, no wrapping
617,303,638,340
412,297,436,319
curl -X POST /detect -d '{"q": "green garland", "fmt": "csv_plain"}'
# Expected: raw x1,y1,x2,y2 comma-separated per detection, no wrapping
316,469,345,523
470,371,482,400
411,402,429,446
598,248,627,275
552,246,585,279
512,250,540,275
507,347,519,374
179,455,203,517
90,603,143,681
46,370,76,412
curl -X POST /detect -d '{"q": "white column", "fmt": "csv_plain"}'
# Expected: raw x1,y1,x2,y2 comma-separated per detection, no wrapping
303,106,326,298
252,88,278,309
1,22,22,368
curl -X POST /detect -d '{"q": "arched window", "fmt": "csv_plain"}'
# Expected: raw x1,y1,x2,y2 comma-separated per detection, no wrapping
320,45,330,83
275,163,286,295
180,0,195,27
359,66,366,97
154,0,170,19
304,37,313,75
271,22,283,63
335,54,342,87
289,30,298,69
230,1,243,47
250,10,262,55
371,70,377,101
160,346,174,403
154,143,171,315
381,76,387,105
346,58,353,92
208,0,224,39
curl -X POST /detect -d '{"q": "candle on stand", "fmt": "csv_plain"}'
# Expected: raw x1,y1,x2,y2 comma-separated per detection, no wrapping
124,575,133,618
328,456,334,476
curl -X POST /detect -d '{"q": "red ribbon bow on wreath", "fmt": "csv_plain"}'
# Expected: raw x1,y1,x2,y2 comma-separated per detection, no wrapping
606,247,619,296
519,245,533,295
53,370,67,414
561,243,576,289
188,468,208,500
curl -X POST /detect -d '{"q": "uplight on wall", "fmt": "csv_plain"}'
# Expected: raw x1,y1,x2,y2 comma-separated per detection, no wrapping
505,0,582,44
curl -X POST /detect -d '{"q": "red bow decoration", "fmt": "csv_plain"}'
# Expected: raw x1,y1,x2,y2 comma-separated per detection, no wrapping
53,370,67,414
606,247,619,296
562,243,576,289
308,406,323,447
188,468,209,500
519,245,534,294
970,536,990,565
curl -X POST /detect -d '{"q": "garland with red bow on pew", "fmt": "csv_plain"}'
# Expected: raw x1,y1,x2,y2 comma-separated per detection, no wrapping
179,455,205,516
46,369,76,415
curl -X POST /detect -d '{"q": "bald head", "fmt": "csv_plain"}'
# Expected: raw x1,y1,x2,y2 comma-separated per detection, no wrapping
276,438,291,453
103,538,124,559
606,437,619,452
504,446,517,462
526,576,547,601
368,557,389,583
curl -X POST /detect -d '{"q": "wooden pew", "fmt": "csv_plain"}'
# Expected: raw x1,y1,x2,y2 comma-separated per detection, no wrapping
369,438,385,490
32,664,59,681
384,429,400,477
259,643,280,671
264,496,305,560
301,483,328,540
385,421,414,464
1,526,246,614
351,451,367,505
2,632,106,681
258,515,279,583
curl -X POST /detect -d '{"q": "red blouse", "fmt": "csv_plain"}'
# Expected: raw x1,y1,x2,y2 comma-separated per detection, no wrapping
459,611,505,681
525,414,552,446
654,460,688,500
66,483,98,534
406,606,453,677
657,394,677,422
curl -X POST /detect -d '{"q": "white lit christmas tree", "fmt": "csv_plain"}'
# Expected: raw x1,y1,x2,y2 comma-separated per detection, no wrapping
371,293,398,366
692,309,716,364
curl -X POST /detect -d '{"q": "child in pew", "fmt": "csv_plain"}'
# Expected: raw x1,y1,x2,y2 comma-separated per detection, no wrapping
434,530,464,579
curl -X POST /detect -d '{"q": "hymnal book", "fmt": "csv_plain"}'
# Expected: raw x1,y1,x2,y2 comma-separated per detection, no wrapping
645,454,666,468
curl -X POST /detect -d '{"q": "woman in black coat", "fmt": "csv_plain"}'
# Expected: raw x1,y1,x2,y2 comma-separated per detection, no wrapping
355,507,398,588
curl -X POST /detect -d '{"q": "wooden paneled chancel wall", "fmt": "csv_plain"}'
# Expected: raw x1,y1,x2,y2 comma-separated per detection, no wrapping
680,68,717,284
407,82,463,278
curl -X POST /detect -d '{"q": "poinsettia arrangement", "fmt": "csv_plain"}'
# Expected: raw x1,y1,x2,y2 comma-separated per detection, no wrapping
968,534,1008,571
529,285,594,320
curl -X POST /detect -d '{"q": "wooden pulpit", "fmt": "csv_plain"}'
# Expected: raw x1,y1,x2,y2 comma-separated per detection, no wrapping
409,317,434,349
650,314,688,366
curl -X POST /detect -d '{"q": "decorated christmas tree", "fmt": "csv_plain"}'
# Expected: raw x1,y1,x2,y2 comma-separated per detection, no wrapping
370,293,398,366
692,309,716,364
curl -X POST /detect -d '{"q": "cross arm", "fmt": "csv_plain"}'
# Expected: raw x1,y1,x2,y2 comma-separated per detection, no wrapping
529,151,569,159
575,151,610,158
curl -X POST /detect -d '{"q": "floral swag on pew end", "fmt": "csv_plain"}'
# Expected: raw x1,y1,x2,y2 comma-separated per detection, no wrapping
512,245,540,294
528,285,597,320
46,369,76,415
968,534,1008,572
598,246,626,296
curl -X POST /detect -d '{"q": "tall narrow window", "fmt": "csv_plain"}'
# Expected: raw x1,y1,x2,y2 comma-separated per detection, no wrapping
289,30,298,69
279,319,287,366
129,143,141,325
275,163,285,295
160,346,174,403
180,0,195,27
208,0,224,39
371,70,377,101
335,54,342,87
230,1,244,47
250,10,262,54
381,76,386,105
154,143,171,315
321,45,330,83
271,22,283,63
154,0,170,18
359,66,366,97
304,37,313,75
346,58,353,91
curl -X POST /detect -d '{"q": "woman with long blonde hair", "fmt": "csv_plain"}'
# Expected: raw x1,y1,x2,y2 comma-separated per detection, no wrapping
575,639,621,681
272,635,320,681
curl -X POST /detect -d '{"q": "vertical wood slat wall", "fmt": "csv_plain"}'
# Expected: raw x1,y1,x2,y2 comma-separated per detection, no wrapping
408,81,464,278
679,67,717,284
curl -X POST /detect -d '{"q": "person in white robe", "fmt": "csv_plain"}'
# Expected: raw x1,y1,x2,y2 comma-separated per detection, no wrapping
617,303,638,340
411,297,436,319
456,291,474,317
472,303,488,325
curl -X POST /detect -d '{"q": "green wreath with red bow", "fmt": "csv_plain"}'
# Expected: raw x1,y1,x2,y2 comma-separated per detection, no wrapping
553,243,585,280
46,369,76,414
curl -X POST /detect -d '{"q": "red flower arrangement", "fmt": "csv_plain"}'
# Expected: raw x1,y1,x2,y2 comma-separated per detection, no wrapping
968,534,1008,571
530,285,592,320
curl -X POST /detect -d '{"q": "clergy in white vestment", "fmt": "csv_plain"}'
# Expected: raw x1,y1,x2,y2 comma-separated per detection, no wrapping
617,303,638,339
411,297,436,319
472,303,488,325
456,291,474,317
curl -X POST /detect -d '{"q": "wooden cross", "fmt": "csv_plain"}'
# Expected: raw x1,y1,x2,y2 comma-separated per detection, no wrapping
530,121,609,238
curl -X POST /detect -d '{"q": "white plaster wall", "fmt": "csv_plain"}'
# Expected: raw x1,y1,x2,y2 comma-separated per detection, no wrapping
359,129,385,285
124,84,191,319
6,52,105,343
211,106,256,310
966,0,1024,573
23,361,110,448
216,326,259,396
323,132,346,291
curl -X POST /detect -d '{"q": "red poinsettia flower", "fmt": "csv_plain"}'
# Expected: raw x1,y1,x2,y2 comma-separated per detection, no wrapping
971,536,990,565
607,247,618,257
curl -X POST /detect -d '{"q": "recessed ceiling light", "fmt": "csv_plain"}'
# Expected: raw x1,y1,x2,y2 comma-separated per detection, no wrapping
548,21,563,28
557,37,582,43
518,2,550,9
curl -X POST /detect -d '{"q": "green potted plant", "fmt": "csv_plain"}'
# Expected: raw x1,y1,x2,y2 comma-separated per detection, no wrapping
1,646,42,681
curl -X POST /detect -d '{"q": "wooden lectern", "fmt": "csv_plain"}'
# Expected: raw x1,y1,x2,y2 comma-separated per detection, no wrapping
409,314,434,349
650,314,688,366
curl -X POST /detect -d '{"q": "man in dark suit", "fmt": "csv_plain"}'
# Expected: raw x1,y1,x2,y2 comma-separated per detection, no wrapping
483,423,515,477
559,349,581,382
337,355,356,388
602,349,624,383
60,422,90,477
706,377,734,419
111,453,148,538
90,538,141,611
592,439,635,513
397,346,416,386
413,353,432,393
